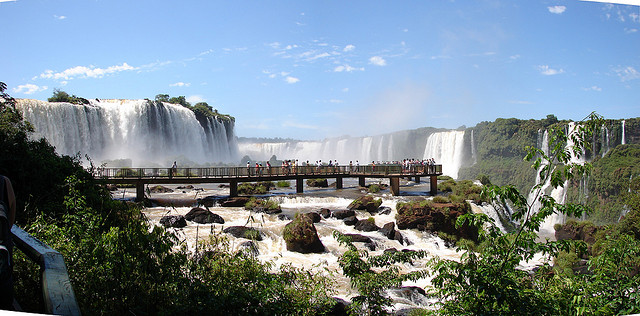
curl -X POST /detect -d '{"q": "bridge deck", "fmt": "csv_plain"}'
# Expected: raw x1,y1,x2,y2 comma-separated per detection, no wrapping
93,165,443,199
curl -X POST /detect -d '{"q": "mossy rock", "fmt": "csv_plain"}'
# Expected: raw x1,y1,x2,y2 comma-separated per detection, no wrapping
348,195,383,213
306,178,328,187
282,213,325,253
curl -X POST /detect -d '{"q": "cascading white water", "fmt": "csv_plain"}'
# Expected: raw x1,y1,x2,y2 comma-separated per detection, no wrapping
17,99,239,165
470,129,477,165
422,130,465,179
601,125,610,156
622,120,626,145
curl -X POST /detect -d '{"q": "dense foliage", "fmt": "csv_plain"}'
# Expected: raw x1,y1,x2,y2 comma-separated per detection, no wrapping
47,89,90,105
153,93,234,123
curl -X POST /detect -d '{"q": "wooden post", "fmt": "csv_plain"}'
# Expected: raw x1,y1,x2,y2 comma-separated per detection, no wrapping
430,175,438,195
359,176,366,187
390,177,400,196
229,180,238,197
296,177,304,194
136,181,145,202
336,177,343,189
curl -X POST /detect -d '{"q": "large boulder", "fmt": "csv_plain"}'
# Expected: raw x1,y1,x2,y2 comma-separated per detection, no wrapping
332,209,355,219
149,185,174,193
348,195,383,213
306,178,328,187
221,197,251,207
379,222,396,240
396,200,478,242
344,233,373,243
319,208,332,218
159,215,187,228
343,216,358,226
244,198,282,214
283,214,325,253
223,226,263,241
354,219,380,232
555,220,601,245
302,212,321,223
185,207,225,224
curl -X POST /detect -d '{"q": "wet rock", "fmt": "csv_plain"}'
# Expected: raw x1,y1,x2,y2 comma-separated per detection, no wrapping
239,240,259,256
223,226,263,241
555,221,601,245
319,208,332,218
176,185,195,190
344,233,373,243
354,219,380,232
379,222,396,239
376,206,392,215
306,178,328,187
384,248,398,254
221,197,251,207
348,195,383,213
185,207,225,224
302,212,321,223
332,209,355,219
278,214,293,221
396,200,478,242
159,215,187,228
394,231,407,245
149,185,173,193
343,216,358,226
283,214,325,254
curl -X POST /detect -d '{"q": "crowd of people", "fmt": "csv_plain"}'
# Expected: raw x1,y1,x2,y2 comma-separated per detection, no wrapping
243,158,438,176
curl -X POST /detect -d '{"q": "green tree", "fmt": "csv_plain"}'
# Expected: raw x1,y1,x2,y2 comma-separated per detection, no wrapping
155,93,170,102
429,113,604,315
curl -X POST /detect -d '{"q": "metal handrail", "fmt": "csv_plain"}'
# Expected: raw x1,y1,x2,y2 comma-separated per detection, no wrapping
10,226,81,316
93,164,443,179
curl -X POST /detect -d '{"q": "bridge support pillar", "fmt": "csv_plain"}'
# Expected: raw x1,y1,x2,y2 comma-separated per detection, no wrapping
359,176,366,187
430,175,437,195
296,177,304,194
229,180,238,197
136,182,145,202
336,177,343,189
390,177,400,196
415,176,420,183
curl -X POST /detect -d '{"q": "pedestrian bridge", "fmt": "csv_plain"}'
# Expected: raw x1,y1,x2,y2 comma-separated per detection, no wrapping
93,164,443,201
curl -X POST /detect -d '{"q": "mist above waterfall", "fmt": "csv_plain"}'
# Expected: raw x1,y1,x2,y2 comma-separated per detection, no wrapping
17,99,239,166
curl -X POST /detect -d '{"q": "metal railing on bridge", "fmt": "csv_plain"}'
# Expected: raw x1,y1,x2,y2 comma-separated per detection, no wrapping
93,164,443,180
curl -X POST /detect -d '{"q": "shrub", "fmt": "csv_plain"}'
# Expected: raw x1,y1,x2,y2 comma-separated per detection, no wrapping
276,180,290,188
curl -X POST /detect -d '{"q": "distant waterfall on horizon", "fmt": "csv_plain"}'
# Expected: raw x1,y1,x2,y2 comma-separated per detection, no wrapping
239,130,467,179
622,120,626,145
17,99,239,166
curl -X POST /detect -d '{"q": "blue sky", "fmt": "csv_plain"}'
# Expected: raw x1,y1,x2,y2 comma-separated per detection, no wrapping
1,0,639,140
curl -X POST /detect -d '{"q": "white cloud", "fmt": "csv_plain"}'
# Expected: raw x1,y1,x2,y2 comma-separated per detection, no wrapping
307,52,330,61
0,0,17,2
54,15,66,20
13,84,48,95
538,65,565,75
342,88,349,93
333,64,364,72
170,82,190,87
369,56,387,66
613,66,640,81
39,63,137,80
548,5,566,14
625,28,638,33
583,86,602,91
343,44,355,52
186,95,206,104
510,54,521,60
285,76,300,84
509,100,534,105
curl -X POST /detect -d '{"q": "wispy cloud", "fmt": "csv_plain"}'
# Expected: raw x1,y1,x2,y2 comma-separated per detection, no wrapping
186,95,205,104
38,63,137,80
54,15,66,20
343,44,355,52
548,5,567,14
285,76,300,84
170,82,190,87
613,65,640,81
583,85,602,91
538,65,565,75
333,64,364,72
0,0,17,3
369,56,387,66
509,100,534,105
13,84,47,95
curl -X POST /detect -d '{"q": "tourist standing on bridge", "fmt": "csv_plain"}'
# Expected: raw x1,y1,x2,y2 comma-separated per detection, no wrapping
170,161,177,179
266,161,271,175
246,161,251,176
0,175,16,310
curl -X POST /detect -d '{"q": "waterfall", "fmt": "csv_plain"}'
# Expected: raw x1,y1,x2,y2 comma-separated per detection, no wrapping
470,129,477,165
422,131,465,179
601,125,610,156
17,99,239,166
622,120,626,145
